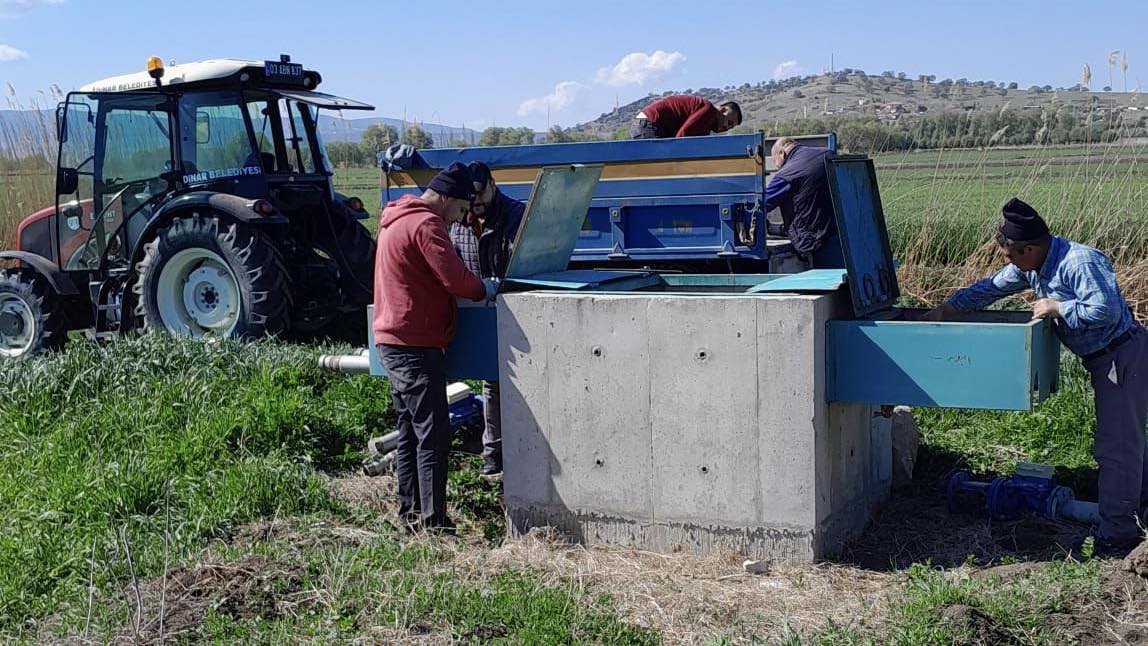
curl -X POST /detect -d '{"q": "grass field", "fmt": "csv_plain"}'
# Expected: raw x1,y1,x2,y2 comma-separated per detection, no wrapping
0,336,1138,643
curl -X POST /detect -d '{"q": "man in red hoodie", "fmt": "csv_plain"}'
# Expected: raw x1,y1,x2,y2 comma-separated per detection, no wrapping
373,161,496,532
630,95,742,138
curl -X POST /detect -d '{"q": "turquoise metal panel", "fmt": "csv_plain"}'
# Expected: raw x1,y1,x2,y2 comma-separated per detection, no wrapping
505,164,605,279
825,156,900,316
827,316,1061,411
747,269,847,293
367,304,499,381
659,274,781,287
506,270,661,291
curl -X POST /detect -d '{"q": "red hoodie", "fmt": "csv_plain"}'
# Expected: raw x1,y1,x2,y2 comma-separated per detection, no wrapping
373,195,487,348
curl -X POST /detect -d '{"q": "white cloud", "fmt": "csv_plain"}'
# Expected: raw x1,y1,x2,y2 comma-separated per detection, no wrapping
0,0,64,19
595,50,685,87
0,44,28,62
773,60,801,80
517,81,587,116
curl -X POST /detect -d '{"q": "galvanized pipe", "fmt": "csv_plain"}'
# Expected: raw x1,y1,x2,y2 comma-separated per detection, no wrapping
318,353,371,374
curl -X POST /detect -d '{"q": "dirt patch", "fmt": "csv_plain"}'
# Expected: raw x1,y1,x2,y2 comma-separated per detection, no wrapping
325,472,400,518
111,554,307,644
841,468,1089,570
72,519,385,645
454,527,900,643
940,604,1004,645
1041,543,1148,645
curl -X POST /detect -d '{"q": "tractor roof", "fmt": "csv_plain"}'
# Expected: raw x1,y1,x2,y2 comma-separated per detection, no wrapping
79,58,318,93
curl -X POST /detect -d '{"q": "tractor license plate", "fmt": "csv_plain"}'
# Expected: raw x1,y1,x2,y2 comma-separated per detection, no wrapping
264,61,304,83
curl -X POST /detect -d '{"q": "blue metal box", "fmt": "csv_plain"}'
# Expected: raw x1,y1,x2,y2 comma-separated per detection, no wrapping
821,156,1060,410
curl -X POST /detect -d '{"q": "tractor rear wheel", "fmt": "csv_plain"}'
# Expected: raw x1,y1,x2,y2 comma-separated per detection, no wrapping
0,270,65,358
133,214,291,339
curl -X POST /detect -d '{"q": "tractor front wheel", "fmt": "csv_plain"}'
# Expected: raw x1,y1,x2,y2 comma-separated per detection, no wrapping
134,214,291,339
0,270,65,358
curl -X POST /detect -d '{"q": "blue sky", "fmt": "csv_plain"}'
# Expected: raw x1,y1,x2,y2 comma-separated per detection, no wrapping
0,0,1145,131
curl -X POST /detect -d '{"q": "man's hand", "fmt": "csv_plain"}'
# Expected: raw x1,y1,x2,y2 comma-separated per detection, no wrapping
922,304,957,322
1031,298,1061,320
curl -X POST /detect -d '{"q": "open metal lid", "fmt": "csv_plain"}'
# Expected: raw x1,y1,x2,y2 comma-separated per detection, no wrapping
504,164,604,279
825,155,900,317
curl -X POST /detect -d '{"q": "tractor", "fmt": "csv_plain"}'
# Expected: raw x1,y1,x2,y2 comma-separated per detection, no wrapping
0,55,377,358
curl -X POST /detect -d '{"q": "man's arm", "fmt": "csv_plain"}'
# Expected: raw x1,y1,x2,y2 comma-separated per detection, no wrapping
1056,261,1124,329
415,220,487,301
763,175,791,212
676,103,719,137
945,264,1030,311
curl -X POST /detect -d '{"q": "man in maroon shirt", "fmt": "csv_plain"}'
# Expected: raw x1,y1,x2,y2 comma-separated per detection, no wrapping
630,95,742,138
373,161,496,533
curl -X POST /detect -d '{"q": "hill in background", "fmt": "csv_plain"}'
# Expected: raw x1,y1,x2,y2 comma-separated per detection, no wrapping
570,70,1146,144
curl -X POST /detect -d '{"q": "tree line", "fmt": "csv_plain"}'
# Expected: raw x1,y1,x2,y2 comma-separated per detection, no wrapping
760,106,1148,154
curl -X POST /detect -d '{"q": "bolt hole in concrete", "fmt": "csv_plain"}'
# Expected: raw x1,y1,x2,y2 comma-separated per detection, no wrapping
594,458,604,467
696,349,709,361
700,466,709,474
591,346,603,357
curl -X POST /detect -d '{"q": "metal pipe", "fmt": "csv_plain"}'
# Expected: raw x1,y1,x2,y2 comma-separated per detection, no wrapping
370,431,399,454
318,354,371,374
1059,499,1100,525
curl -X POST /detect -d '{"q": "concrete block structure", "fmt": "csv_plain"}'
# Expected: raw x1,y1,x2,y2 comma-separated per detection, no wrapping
498,289,891,561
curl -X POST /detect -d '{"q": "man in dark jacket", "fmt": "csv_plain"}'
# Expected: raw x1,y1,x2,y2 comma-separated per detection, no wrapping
630,95,741,138
763,137,843,268
449,161,525,477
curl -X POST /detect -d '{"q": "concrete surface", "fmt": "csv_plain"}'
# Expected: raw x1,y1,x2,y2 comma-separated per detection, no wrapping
497,289,890,561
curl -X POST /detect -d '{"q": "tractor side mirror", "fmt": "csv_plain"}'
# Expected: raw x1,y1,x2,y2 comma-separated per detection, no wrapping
196,111,210,144
55,103,66,142
56,167,79,195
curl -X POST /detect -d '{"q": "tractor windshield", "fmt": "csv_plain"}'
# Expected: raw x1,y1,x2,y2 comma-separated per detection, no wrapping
242,92,325,177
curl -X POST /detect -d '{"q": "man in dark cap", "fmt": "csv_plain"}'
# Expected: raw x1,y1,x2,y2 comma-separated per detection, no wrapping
449,161,526,478
927,197,1146,556
373,161,498,532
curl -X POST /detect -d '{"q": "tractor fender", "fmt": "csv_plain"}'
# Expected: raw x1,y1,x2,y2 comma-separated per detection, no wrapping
130,191,287,267
0,251,79,296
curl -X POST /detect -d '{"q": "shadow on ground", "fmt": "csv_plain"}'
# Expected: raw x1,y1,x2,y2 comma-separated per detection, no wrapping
840,446,1098,571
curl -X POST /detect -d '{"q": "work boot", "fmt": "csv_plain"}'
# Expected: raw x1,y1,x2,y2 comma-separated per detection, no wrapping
480,453,502,478
422,515,457,537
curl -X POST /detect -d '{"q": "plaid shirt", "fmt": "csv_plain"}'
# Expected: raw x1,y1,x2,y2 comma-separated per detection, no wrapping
947,236,1136,356
449,221,481,277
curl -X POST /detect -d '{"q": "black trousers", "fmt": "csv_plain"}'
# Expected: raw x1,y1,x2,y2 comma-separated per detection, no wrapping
377,344,452,527
630,118,659,139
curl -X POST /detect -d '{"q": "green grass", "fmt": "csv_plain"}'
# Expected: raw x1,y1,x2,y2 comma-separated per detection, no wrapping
877,559,1103,645
0,337,656,643
915,353,1096,476
331,167,381,218
0,335,385,628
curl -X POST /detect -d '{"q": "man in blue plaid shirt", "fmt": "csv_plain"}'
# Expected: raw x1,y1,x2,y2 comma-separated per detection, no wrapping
927,198,1146,555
